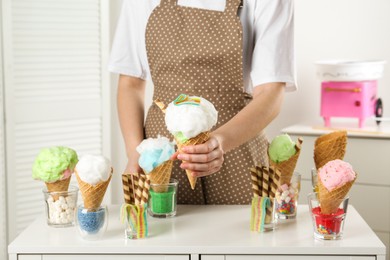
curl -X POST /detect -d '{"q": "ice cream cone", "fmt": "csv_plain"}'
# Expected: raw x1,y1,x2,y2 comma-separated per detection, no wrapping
270,138,303,185
148,160,173,192
176,131,210,190
45,177,71,193
318,174,356,214
314,131,347,170
75,168,113,210
45,177,71,201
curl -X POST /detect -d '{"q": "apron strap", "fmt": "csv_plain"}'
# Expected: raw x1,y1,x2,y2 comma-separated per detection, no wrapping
225,0,243,15
160,0,177,7
160,0,242,13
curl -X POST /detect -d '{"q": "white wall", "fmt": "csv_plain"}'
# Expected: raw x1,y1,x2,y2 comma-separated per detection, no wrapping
109,0,154,203
267,0,390,137
109,0,390,203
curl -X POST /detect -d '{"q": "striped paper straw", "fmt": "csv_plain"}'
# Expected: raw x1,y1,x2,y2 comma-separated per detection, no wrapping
122,174,132,204
250,167,260,197
136,173,145,206
261,166,269,198
142,176,151,205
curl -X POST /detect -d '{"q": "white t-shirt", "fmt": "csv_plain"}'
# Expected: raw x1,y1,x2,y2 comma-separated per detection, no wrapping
109,0,296,93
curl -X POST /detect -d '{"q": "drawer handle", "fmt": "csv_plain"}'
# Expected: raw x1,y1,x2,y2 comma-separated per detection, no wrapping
324,87,361,93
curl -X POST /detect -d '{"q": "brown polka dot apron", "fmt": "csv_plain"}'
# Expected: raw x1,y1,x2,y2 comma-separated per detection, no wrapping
144,0,269,205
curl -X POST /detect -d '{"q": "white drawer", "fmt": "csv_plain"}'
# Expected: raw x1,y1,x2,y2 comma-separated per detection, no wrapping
225,256,375,260
42,255,189,260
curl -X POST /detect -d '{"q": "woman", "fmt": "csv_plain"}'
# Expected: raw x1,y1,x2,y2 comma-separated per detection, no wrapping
109,0,296,205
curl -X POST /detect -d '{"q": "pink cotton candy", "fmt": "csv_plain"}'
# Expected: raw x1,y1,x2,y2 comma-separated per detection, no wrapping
60,168,72,180
281,184,289,191
318,159,356,191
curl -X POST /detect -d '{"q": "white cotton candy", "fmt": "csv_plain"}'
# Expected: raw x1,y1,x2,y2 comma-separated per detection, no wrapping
165,96,218,139
75,154,111,185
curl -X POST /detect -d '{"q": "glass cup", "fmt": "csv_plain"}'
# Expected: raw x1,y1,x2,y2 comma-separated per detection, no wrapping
264,198,277,231
76,204,108,240
148,179,178,218
121,203,148,239
250,197,277,232
275,172,301,220
42,185,78,227
307,193,349,240
311,168,319,192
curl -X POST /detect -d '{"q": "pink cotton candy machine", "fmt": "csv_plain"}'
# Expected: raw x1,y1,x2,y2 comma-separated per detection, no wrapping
316,60,386,128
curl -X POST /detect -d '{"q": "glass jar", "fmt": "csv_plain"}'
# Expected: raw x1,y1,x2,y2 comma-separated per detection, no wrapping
148,179,178,218
42,185,78,227
308,193,349,240
275,172,301,220
76,204,108,240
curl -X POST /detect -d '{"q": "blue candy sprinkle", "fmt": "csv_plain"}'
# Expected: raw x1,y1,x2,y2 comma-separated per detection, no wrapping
77,208,105,234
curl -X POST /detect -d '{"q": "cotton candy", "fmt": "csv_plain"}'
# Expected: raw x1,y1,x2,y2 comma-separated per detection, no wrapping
136,136,175,174
75,155,111,185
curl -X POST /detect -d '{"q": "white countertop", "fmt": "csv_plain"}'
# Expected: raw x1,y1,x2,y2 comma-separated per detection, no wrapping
282,123,390,139
8,204,386,256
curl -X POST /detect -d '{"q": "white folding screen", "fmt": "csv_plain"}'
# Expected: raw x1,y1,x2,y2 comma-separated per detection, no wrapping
0,4,8,258
2,0,110,243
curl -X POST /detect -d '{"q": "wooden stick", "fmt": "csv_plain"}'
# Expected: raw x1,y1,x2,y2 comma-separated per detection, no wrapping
154,99,167,113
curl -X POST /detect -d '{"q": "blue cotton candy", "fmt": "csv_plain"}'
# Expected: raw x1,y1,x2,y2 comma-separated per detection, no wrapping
136,136,175,174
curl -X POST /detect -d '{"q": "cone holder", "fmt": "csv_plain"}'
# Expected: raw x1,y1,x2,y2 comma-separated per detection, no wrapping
148,179,178,218
42,185,78,227
308,193,349,240
275,172,301,220
76,204,108,240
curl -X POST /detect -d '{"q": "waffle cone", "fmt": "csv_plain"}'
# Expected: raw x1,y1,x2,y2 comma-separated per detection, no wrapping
45,177,71,193
314,131,347,170
270,138,303,185
318,174,356,214
75,168,113,210
149,160,173,192
45,177,71,201
176,131,210,190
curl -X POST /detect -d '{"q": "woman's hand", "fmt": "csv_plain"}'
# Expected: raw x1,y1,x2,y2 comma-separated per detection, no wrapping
173,134,225,177
124,153,142,174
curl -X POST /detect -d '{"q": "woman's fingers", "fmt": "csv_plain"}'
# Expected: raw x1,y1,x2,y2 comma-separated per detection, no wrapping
180,157,224,173
181,137,219,154
177,148,221,162
177,135,225,177
189,165,223,178
170,150,180,160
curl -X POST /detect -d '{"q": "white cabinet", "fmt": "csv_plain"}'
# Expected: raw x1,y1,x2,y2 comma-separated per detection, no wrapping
202,256,376,260
8,205,386,260
42,255,189,260
18,256,42,260
225,255,376,260
226,257,375,260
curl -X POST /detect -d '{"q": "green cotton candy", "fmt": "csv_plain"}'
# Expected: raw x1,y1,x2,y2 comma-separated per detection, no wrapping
174,132,189,144
268,134,296,163
32,146,78,183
